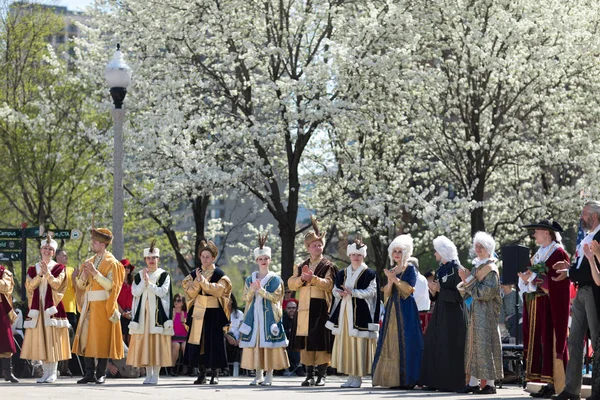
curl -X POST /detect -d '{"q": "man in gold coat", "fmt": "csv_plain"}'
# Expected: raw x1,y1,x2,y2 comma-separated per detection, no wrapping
288,216,337,386
72,228,125,384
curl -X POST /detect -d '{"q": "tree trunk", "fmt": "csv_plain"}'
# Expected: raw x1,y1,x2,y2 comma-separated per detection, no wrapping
369,234,388,278
192,195,210,269
163,227,192,276
470,177,486,236
280,221,296,285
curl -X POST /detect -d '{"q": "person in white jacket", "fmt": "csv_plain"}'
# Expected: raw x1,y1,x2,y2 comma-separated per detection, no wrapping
126,240,174,384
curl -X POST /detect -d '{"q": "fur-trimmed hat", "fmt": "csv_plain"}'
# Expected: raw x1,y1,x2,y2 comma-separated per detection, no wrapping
40,232,58,252
253,233,271,259
473,231,495,257
143,238,160,258
347,237,367,257
198,238,218,258
388,234,413,266
91,228,113,245
304,215,326,248
433,235,458,262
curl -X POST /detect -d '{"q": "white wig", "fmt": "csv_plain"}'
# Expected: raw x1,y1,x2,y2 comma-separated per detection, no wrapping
388,234,414,266
433,236,458,262
472,231,495,257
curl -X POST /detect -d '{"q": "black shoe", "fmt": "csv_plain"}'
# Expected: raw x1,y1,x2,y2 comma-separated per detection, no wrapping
1,358,19,383
77,375,96,384
531,385,556,398
194,375,207,384
302,366,315,387
95,375,106,384
479,385,497,395
315,364,327,387
210,371,219,385
457,384,481,394
552,392,581,400
422,386,438,391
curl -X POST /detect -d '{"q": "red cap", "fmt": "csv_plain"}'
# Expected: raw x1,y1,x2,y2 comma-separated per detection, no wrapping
121,259,133,269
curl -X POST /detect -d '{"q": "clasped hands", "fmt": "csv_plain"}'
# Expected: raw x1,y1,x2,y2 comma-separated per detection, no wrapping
80,260,98,280
301,265,314,282
195,268,207,284
551,240,600,281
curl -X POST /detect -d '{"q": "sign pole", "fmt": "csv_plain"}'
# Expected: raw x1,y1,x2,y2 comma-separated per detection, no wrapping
20,222,27,300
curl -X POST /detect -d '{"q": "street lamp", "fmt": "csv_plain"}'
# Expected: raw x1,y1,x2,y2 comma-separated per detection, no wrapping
105,43,132,260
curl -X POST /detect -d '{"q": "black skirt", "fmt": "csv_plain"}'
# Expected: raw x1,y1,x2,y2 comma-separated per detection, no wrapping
289,298,334,352
183,307,229,370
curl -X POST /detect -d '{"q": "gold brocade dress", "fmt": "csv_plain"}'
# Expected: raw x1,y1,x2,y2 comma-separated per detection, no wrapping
330,305,376,377
127,301,173,367
20,264,71,363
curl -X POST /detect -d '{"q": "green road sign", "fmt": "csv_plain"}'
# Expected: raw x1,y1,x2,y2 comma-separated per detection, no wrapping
0,240,20,252
49,229,82,240
0,252,22,262
0,229,21,238
23,227,41,238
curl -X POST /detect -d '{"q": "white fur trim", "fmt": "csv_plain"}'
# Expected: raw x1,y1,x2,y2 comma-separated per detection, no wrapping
40,239,58,251
162,320,175,336
27,309,40,318
239,323,252,336
23,319,37,329
388,234,413,266
270,323,280,336
254,246,271,259
347,243,367,257
128,321,140,332
108,309,121,324
325,320,335,331
53,318,70,328
368,323,380,332
44,306,58,318
143,247,160,258
433,235,458,262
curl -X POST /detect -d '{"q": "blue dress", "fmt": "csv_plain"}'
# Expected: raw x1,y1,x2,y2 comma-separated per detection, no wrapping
372,264,424,388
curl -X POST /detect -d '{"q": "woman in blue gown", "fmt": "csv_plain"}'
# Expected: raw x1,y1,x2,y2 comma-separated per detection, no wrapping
372,234,423,388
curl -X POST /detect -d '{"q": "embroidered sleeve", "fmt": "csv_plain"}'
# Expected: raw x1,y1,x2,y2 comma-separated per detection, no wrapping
394,280,415,300
287,266,304,291
200,277,230,297
465,271,500,301
26,274,42,292
257,281,284,303
47,269,66,291
243,280,255,303
149,274,170,298
0,271,14,294
94,269,114,291
352,277,377,299
182,274,200,301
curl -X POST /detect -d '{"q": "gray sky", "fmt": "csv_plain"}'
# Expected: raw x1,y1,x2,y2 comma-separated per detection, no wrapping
54,0,93,11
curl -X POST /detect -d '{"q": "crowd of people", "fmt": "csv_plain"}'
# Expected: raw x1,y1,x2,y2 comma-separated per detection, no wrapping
2,201,600,399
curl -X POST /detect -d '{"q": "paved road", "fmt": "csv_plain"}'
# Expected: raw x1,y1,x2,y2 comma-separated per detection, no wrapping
1,375,536,399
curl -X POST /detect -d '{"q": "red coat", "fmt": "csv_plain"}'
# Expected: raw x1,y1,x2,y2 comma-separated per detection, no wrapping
522,247,571,386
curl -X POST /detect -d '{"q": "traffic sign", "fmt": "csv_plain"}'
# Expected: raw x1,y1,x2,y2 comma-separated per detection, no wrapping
0,229,21,238
0,252,22,262
24,227,41,238
0,240,20,252
49,229,82,240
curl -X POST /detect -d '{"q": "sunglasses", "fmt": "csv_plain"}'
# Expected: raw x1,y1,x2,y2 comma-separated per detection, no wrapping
174,299,183,302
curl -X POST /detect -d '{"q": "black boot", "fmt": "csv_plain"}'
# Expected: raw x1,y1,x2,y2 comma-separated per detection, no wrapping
2,358,19,383
302,366,315,387
210,369,219,385
95,358,107,384
194,367,207,384
315,364,327,387
77,357,96,384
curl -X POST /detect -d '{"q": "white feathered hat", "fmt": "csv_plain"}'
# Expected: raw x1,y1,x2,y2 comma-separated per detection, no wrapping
388,234,413,266
472,231,495,257
347,237,367,257
41,232,58,252
143,238,160,258
254,233,271,259
433,235,458,262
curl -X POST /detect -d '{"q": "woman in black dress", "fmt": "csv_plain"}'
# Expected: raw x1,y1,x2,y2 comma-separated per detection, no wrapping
419,235,468,392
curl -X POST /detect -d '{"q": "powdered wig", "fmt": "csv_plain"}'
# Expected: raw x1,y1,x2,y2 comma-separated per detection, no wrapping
388,234,414,266
472,231,495,257
433,236,458,262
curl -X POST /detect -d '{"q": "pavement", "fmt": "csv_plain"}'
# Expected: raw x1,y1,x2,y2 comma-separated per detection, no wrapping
1,375,540,400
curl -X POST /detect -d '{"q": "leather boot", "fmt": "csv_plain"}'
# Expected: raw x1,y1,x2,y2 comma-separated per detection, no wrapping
210,369,219,385
302,366,315,386
194,367,207,384
315,364,327,386
95,358,108,384
77,357,96,384
1,358,19,383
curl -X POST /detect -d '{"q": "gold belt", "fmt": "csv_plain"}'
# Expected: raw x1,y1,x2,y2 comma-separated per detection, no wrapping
196,295,219,308
309,287,326,299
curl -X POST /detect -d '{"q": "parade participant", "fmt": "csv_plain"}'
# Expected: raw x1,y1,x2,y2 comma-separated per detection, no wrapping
240,234,289,386
21,235,71,384
56,249,76,377
126,240,174,384
0,264,18,383
72,227,125,384
519,220,570,399
372,234,423,389
288,216,337,386
457,231,503,394
182,239,231,385
419,236,468,392
552,201,600,400
118,258,135,346
326,238,380,388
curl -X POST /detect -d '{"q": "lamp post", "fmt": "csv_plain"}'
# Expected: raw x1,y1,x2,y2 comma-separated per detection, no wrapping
105,43,131,260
